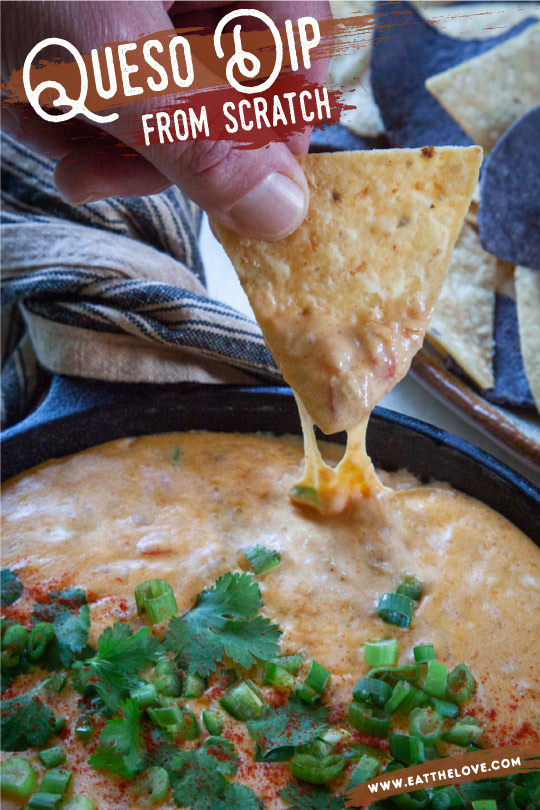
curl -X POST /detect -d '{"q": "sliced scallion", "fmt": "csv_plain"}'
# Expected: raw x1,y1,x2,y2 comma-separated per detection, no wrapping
134,766,169,804
306,660,331,694
297,683,320,705
432,786,465,810
364,638,398,667
290,754,345,785
348,754,380,787
389,733,424,764
39,747,66,769
263,662,297,691
28,792,62,810
151,658,182,697
423,660,448,698
147,704,184,728
135,579,178,624
243,545,281,574
393,790,430,809
408,707,443,742
202,709,224,736
0,756,37,799
47,674,67,694
446,664,475,703
28,622,55,660
472,802,497,810
219,680,265,721
413,644,435,664
74,715,94,742
397,574,423,601
39,769,72,796
443,718,483,746
348,701,392,736
174,709,199,741
59,798,96,810
130,683,159,709
273,654,303,676
430,697,459,719
385,680,413,713
353,677,393,708
183,672,207,699
377,593,415,628
369,663,419,683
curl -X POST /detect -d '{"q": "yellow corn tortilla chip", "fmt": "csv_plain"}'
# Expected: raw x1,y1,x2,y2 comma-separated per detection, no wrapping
515,265,540,413
215,147,482,434
427,222,496,390
426,23,540,153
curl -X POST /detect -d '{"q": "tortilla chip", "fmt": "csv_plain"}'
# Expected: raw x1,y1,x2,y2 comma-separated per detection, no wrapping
416,3,539,39
215,147,482,434
515,266,540,413
426,23,540,153
427,223,496,390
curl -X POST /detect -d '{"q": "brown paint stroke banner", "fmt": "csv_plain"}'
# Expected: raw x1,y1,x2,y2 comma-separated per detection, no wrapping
346,745,540,808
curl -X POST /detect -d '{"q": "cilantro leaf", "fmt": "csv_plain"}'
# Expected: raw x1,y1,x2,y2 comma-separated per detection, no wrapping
281,781,345,810
89,699,142,779
1,688,61,751
1,569,23,606
247,696,329,757
200,736,238,775
32,588,90,670
164,573,281,677
214,783,265,810
170,750,229,809
72,622,160,712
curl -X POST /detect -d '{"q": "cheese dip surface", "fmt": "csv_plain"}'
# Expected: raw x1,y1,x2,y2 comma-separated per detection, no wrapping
1,431,539,809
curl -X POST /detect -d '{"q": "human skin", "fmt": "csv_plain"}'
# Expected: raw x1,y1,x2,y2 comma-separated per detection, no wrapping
1,0,330,240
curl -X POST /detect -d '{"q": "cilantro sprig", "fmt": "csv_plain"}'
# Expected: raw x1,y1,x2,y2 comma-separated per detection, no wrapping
247,696,329,758
89,698,143,779
72,622,160,712
31,588,90,670
164,572,281,677
1,568,23,606
1,686,62,751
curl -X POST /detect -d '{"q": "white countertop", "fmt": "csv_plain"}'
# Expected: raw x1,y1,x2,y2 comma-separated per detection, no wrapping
200,216,540,489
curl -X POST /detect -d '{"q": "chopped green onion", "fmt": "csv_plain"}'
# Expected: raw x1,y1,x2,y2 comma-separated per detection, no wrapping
306,661,331,694
423,660,448,698
353,677,393,708
377,593,415,628
130,683,159,708
243,545,281,574
348,701,392,736
430,697,459,719
443,718,483,746
219,680,265,720
393,790,430,809
1,623,28,666
174,709,199,741
297,739,334,759
369,663,420,682
202,709,224,736
263,662,297,691
385,680,413,713
135,579,178,624
28,792,63,810
432,786,465,810
59,798,95,810
273,654,303,676
297,683,321,705
53,717,66,734
397,574,423,601
39,747,66,769
171,445,182,463
348,754,381,787
47,674,67,694
472,803,497,810
446,664,475,703
74,715,94,742
39,769,72,796
151,658,182,697
364,638,398,667
289,485,318,504
28,622,55,660
409,707,443,742
504,788,530,810
0,756,37,799
183,672,206,699
290,754,345,785
320,727,352,746
389,733,424,764
134,766,169,805
413,644,435,663
147,704,184,728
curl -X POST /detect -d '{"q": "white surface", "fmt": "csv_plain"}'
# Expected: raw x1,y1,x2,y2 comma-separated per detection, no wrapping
200,216,540,489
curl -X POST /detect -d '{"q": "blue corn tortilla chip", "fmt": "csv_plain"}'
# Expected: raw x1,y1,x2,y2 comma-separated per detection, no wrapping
370,1,537,147
483,293,535,409
478,107,540,270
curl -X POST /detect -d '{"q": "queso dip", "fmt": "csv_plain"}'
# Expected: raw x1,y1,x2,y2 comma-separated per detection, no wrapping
1,431,539,809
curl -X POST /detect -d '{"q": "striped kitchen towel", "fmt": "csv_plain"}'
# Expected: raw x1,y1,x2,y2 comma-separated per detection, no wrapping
1,133,281,430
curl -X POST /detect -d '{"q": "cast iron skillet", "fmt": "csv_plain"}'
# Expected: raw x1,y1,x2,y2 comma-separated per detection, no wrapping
2,376,539,543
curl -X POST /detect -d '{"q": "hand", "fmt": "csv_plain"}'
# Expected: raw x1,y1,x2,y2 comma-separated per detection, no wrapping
1,1,330,240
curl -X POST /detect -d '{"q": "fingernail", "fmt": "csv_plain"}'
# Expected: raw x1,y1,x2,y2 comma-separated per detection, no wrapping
59,190,101,206
230,172,308,241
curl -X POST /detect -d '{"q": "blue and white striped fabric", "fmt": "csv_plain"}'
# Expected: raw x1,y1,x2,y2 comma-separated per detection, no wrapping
1,134,281,429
